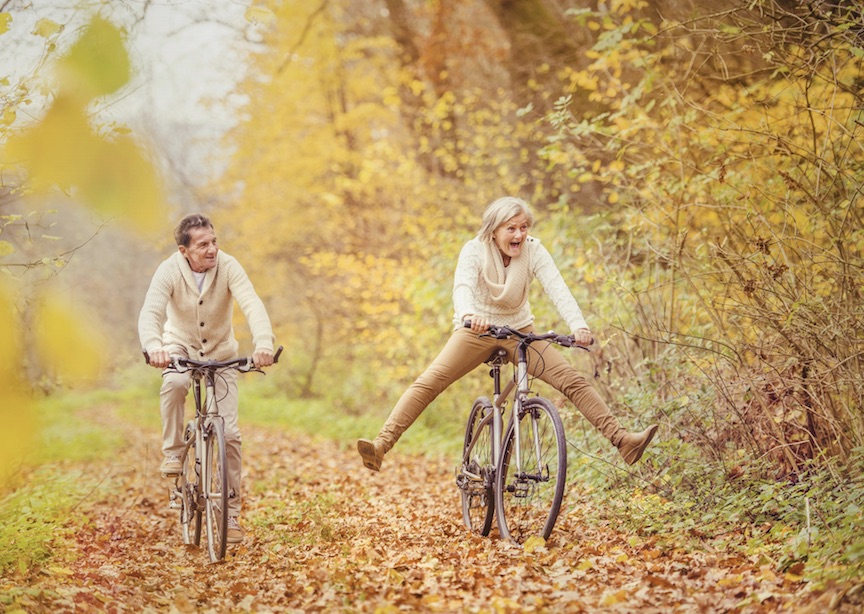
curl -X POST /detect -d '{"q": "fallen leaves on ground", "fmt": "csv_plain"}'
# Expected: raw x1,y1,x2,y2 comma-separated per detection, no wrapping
2,422,862,613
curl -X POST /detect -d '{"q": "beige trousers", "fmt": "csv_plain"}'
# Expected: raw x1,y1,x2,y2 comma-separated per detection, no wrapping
160,367,243,517
375,326,626,454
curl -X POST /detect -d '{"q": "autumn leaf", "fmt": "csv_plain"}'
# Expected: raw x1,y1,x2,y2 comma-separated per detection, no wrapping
244,5,276,26
32,17,63,38
57,15,129,99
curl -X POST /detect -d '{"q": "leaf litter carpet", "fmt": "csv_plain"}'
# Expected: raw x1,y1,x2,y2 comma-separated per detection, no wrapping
5,423,860,613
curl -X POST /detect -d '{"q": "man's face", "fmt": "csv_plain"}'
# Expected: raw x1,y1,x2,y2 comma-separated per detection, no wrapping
179,226,218,273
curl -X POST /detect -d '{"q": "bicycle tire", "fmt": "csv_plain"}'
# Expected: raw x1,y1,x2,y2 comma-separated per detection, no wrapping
179,421,202,546
203,419,229,562
495,397,567,544
459,397,496,536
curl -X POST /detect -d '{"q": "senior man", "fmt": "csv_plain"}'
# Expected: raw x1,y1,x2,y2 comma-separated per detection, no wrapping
138,212,275,544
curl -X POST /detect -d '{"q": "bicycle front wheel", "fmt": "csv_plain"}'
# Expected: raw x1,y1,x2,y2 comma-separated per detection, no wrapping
459,398,496,536
203,419,228,562
495,397,567,544
179,421,202,546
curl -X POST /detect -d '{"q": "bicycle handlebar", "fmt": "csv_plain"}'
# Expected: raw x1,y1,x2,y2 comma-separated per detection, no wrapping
463,321,593,349
143,345,283,372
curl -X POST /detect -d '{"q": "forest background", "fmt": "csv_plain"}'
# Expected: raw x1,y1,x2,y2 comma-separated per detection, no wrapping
0,0,862,601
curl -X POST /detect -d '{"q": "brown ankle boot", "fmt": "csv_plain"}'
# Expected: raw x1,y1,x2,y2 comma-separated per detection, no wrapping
357,438,384,472
617,425,658,465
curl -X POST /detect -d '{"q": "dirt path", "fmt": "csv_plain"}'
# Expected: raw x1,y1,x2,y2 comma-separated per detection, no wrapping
6,421,853,613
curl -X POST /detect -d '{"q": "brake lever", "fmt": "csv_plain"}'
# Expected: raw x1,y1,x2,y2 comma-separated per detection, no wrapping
556,334,575,347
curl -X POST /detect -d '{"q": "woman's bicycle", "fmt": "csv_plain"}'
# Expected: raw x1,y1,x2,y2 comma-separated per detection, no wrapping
145,347,281,562
456,324,586,544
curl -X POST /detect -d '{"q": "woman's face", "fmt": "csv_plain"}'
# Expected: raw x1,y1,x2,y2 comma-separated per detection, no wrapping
492,213,530,262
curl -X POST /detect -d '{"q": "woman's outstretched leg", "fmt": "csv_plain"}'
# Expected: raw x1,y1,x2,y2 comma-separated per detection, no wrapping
531,342,657,464
358,328,504,471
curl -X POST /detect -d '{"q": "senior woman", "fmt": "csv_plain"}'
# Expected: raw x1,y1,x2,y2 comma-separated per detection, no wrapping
358,196,657,472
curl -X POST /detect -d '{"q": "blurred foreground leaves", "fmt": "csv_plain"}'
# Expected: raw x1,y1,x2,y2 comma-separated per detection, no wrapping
5,15,164,228
0,13,166,485
0,285,36,487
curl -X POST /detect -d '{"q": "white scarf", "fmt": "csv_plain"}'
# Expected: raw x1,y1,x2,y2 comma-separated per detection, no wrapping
481,239,531,310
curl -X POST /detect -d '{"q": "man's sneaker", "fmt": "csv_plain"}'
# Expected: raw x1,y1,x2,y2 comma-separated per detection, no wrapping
160,455,182,477
227,516,245,544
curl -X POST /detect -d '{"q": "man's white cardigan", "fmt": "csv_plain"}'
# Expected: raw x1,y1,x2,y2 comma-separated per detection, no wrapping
138,250,274,361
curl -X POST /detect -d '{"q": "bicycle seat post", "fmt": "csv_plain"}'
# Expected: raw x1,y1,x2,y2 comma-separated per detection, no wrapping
488,348,507,398
515,340,530,395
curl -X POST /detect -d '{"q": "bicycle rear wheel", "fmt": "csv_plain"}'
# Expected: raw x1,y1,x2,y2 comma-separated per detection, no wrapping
459,398,496,536
179,422,202,546
203,419,228,562
495,397,567,544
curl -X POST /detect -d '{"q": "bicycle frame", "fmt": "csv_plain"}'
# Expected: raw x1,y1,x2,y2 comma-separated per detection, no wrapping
486,344,533,476
460,339,540,489
185,367,225,506
466,343,531,467
459,325,580,542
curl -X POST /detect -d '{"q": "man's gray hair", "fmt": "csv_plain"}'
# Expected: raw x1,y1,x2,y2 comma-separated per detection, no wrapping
174,213,213,247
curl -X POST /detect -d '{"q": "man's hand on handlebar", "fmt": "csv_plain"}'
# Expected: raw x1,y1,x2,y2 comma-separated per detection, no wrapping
146,348,172,369
253,349,275,368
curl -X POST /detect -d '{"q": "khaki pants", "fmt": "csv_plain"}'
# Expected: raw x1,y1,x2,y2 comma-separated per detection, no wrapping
160,367,243,517
375,326,625,453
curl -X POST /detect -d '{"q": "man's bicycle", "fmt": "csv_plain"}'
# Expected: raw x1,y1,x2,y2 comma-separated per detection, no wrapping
456,324,587,544
145,347,281,562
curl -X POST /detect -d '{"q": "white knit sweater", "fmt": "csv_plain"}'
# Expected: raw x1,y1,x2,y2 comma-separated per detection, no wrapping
451,236,588,332
138,251,274,360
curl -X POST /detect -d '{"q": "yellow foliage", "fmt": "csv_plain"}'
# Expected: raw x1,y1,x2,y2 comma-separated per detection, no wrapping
33,17,63,38
32,289,106,382
57,16,129,100
0,284,37,484
244,5,276,26
599,589,630,606
522,535,546,553
576,559,593,571
611,0,649,14
5,95,165,230
3,13,166,231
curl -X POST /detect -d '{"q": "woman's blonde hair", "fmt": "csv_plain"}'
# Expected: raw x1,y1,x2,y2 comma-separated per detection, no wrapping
477,197,534,242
